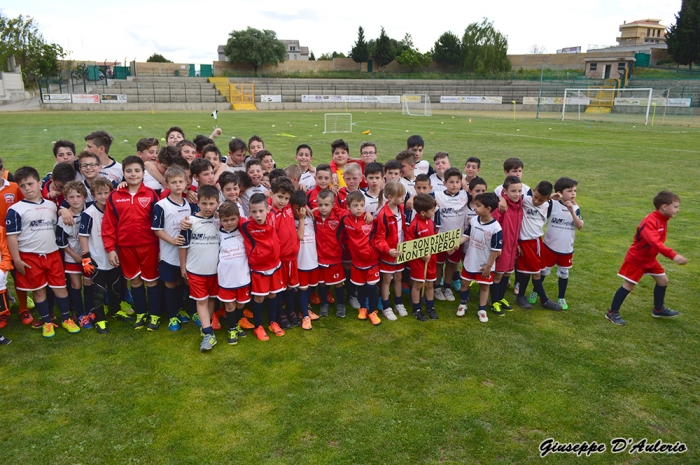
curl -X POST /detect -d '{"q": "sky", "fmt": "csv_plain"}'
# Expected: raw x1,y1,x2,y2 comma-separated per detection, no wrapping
1,0,682,64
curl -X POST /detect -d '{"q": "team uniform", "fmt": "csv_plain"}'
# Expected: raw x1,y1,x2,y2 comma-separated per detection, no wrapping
362,190,381,217
240,184,268,217
0,179,23,222
414,160,435,177
617,210,675,284
240,212,285,296
542,201,582,274
429,173,446,193
180,215,220,300
434,189,469,264
335,187,350,209
399,177,417,197
517,192,551,274
339,214,379,285
461,216,503,284
492,194,523,274
271,203,300,289
143,170,164,192
217,226,252,303
314,207,348,285
299,169,316,191
306,185,324,209
56,211,84,274
99,158,123,185
152,197,198,282
494,182,530,199
405,215,438,282
375,204,406,273
297,215,318,289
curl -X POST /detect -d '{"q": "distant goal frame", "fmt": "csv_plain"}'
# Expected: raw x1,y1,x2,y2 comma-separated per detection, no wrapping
323,113,353,133
561,87,653,125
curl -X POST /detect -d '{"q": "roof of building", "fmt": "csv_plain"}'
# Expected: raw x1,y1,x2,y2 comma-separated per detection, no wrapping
620,19,666,28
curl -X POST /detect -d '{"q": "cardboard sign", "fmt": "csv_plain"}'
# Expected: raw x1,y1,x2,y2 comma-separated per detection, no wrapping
396,229,461,264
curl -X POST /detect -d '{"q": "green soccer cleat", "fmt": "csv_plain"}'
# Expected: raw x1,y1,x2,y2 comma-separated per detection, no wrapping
42,322,56,338
227,329,239,345
113,310,134,323
558,298,569,310
146,315,161,331
95,321,109,334
62,319,81,334
133,313,147,330
499,298,514,311
168,317,181,331
527,291,538,305
176,309,190,324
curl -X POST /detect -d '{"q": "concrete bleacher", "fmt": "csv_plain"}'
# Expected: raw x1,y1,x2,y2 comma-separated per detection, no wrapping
100,76,228,104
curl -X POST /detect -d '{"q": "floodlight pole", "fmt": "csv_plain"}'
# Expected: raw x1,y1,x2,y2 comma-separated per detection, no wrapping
536,61,544,119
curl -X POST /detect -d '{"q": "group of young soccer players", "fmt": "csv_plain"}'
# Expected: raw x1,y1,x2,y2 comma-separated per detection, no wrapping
0,126,687,349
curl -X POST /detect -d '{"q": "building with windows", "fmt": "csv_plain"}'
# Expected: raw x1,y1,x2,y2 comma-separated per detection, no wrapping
280,40,309,61
616,19,667,46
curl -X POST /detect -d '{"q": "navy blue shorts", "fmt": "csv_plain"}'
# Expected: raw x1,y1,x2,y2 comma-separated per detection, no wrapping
159,261,181,283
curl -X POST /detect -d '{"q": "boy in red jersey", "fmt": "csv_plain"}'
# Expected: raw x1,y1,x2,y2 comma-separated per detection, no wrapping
314,189,348,317
405,193,438,321
102,156,162,331
339,191,381,325
240,193,286,340
606,191,688,326
375,181,407,321
306,164,333,209
335,163,363,209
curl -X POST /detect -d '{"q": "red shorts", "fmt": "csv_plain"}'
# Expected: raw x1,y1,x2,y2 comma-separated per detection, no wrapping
298,268,319,289
460,269,494,285
350,264,380,286
541,245,573,270
618,259,665,285
251,267,285,296
188,273,219,300
280,259,300,288
218,285,251,304
517,239,543,274
118,244,159,281
64,262,82,274
408,257,437,282
437,249,463,264
319,263,345,285
380,261,404,274
15,250,66,291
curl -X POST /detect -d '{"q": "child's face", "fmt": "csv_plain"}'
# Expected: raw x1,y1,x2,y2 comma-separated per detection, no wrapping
444,176,461,195
220,214,240,231
360,146,377,164
559,186,577,203
18,177,41,200
229,149,246,165
317,197,333,217
260,155,274,172
138,146,158,163
203,152,221,170
504,183,522,203
400,162,414,178
295,149,312,167
532,190,549,207
79,158,100,179
167,132,184,147
167,175,187,196
414,180,431,195
65,190,85,210
271,191,290,210
409,145,424,162
470,183,488,199
388,195,403,207
332,148,349,166
506,167,523,179
418,207,436,220
84,141,103,157
660,200,680,218
180,146,197,163
198,197,219,217
344,172,362,191
434,157,450,176
123,163,144,186
249,201,268,225
93,187,111,205
349,200,365,217
247,165,263,185
315,170,331,189
262,174,270,185
384,169,401,182
465,162,480,179
249,141,264,157
365,173,382,192
195,168,216,186
222,183,240,202
474,201,492,218
55,147,76,164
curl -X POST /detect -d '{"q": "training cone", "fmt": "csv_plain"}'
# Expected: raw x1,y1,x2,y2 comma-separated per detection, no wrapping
362,130,371,135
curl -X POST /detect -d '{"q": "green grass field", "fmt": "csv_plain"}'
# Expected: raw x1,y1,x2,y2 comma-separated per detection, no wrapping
0,109,698,464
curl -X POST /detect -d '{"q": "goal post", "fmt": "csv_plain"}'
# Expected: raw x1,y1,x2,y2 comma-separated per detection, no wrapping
401,94,432,116
324,113,353,133
562,87,654,125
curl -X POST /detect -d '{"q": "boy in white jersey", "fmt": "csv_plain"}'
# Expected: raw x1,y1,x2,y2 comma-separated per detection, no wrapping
434,168,469,302
84,130,123,185
396,150,417,197
240,158,269,217
179,185,221,352
79,178,130,333
290,190,316,329
362,162,384,217
295,144,316,190
152,167,197,331
216,201,251,344
407,135,435,177
461,157,482,191
528,177,583,310
454,193,502,323
226,138,247,173
430,152,450,193
514,181,562,311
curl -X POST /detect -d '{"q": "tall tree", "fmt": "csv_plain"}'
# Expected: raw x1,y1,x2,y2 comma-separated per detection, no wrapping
224,27,286,73
351,26,369,63
396,48,432,71
147,53,172,63
309,50,316,61
432,31,462,66
373,27,395,68
666,0,700,70
461,19,511,74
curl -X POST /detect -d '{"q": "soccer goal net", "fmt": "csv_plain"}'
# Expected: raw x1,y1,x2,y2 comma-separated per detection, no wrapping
562,87,654,125
401,94,432,116
324,113,353,133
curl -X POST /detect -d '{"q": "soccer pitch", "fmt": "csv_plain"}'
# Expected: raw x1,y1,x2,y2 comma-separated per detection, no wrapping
0,109,698,464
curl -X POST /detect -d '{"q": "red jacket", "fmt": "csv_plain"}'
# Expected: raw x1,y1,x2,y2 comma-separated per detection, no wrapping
41,180,64,208
313,206,348,265
405,214,438,268
374,203,405,264
493,193,523,272
271,203,300,261
335,187,349,209
240,212,281,272
102,183,159,252
339,214,378,268
624,210,677,268
306,185,324,209
331,158,368,188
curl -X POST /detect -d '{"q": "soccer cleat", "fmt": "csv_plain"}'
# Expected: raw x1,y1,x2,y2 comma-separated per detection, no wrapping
358,308,368,320
456,304,467,317
434,288,446,301
541,299,562,311
413,309,428,321
238,317,254,329
652,306,679,318
348,295,361,310
95,321,109,334
235,324,246,338
176,310,190,323
215,307,226,318
499,298,514,311
335,304,346,318
527,291,538,305
288,312,302,327
146,315,161,331
244,309,254,319
27,296,35,310
478,310,489,323
307,309,320,320
309,291,321,305
442,289,456,302
42,322,56,338
119,300,135,315
0,310,9,329
558,298,569,311
227,329,239,345
452,279,461,291
200,334,217,352
427,307,439,320
382,308,398,321
254,326,269,341
133,313,148,330
302,316,312,330
62,319,81,334
113,310,134,323
168,317,181,332
78,314,94,329
368,310,382,326
515,295,532,309
319,304,329,317
491,301,505,317
211,313,221,330
19,310,34,325
327,290,336,304
394,304,408,317
192,312,201,327
0,334,11,345
606,311,626,326
277,314,291,330
268,321,285,337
